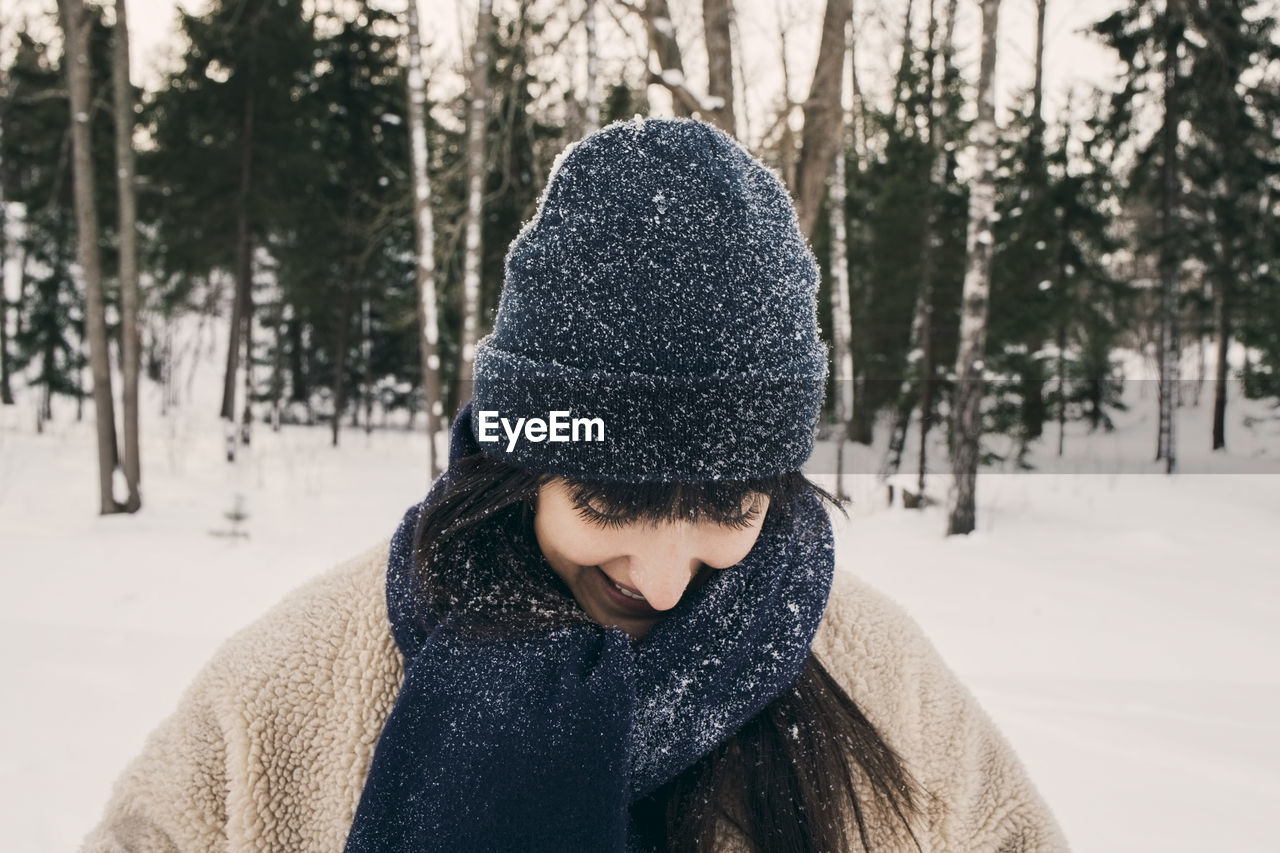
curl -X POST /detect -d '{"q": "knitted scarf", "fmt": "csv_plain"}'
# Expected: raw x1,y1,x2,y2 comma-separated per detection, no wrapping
344,405,835,852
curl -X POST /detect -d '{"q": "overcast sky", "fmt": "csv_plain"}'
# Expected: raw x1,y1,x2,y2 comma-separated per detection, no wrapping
5,0,1126,146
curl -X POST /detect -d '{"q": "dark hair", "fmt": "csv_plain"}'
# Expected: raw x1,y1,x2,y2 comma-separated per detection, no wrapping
411,453,926,852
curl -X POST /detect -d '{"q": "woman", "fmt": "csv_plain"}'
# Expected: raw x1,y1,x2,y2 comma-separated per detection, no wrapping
83,117,1067,852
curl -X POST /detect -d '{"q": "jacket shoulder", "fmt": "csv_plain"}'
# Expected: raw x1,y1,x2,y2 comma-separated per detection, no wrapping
82,541,404,851
215,540,398,679
214,541,404,844
813,569,1069,852
812,568,937,731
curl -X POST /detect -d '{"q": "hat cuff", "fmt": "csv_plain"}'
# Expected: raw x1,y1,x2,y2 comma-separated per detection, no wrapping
470,339,828,483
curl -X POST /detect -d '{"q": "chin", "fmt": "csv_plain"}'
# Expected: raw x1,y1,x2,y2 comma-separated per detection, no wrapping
608,615,658,641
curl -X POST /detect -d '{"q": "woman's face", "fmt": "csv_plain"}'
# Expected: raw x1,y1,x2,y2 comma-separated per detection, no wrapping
533,479,770,640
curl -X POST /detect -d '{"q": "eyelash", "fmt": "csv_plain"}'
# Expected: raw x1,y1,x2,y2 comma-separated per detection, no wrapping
573,500,762,531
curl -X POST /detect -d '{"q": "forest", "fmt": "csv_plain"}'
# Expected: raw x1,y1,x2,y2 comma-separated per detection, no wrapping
1,0,1278,533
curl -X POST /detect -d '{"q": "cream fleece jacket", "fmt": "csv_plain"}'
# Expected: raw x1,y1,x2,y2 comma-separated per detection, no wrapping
81,540,1068,852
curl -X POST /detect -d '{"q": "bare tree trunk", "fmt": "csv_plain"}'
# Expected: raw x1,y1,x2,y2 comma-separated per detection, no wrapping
1032,0,1046,125
0,286,10,407
848,7,866,165
1051,104,1072,458
881,0,942,493
1017,0,1049,450
946,0,1002,536
1156,1,1181,473
458,0,493,404
775,17,798,191
406,0,444,478
892,0,916,131
270,301,286,431
0,20,13,407
331,284,350,448
939,0,960,176
643,0,693,117
240,273,254,447
13,221,27,344
584,0,600,132
1211,26,1238,452
702,0,736,135
1212,242,1230,449
362,294,373,435
829,125,854,500
0,194,12,406
793,0,852,239
113,0,141,511
1055,315,1067,456
730,5,751,141
60,0,122,515
222,73,255,451
160,315,171,416
913,0,944,501
288,316,312,423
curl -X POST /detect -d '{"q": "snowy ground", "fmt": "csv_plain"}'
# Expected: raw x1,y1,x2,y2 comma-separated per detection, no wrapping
2,342,1278,850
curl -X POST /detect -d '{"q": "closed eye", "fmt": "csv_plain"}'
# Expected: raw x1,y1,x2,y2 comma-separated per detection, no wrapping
572,497,762,531
573,501,635,530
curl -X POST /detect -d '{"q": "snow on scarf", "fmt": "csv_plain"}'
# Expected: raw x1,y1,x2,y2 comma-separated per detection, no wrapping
344,404,835,852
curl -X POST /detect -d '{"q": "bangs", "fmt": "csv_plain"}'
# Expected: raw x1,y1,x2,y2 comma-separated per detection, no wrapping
560,472,824,528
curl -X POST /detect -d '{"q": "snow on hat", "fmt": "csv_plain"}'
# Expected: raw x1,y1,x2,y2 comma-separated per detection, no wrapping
470,116,828,483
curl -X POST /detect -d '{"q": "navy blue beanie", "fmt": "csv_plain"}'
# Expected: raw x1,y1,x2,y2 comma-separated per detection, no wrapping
471,116,828,483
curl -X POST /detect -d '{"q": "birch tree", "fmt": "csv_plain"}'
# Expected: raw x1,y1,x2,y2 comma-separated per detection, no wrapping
59,0,123,514
113,0,141,511
0,61,11,408
405,0,444,479
793,0,852,239
633,0,713,118
1155,1,1182,473
828,110,853,500
458,0,494,401
0,35,10,408
221,39,257,463
0,195,10,407
947,0,1002,536
701,0,736,135
583,0,600,133
910,0,944,502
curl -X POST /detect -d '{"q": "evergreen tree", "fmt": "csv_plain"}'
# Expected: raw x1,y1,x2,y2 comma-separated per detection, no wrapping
840,1,968,454
1095,0,1280,457
272,3,413,446
987,89,1129,463
140,0,315,440
1178,1,1280,446
1,20,116,428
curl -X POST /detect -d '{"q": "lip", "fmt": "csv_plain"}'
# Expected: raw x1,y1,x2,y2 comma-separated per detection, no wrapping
589,565,659,616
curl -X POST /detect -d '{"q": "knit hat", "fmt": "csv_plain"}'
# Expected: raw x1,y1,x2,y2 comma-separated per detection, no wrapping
471,116,827,483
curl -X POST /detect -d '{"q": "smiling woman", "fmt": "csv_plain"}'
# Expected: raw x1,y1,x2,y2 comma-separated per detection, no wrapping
83,117,1066,853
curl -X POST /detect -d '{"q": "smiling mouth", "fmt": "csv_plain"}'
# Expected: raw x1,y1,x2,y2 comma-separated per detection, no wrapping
606,575,646,600
589,565,657,613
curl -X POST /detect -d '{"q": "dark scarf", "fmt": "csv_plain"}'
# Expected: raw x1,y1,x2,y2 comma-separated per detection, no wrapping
344,404,835,852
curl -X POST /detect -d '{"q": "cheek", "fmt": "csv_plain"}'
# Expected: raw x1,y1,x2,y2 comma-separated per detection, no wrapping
697,526,768,569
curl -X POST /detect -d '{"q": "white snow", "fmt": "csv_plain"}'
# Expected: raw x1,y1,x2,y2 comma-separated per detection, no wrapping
1,333,1278,850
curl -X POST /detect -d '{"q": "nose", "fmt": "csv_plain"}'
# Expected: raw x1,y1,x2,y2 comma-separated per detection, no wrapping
624,522,701,611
